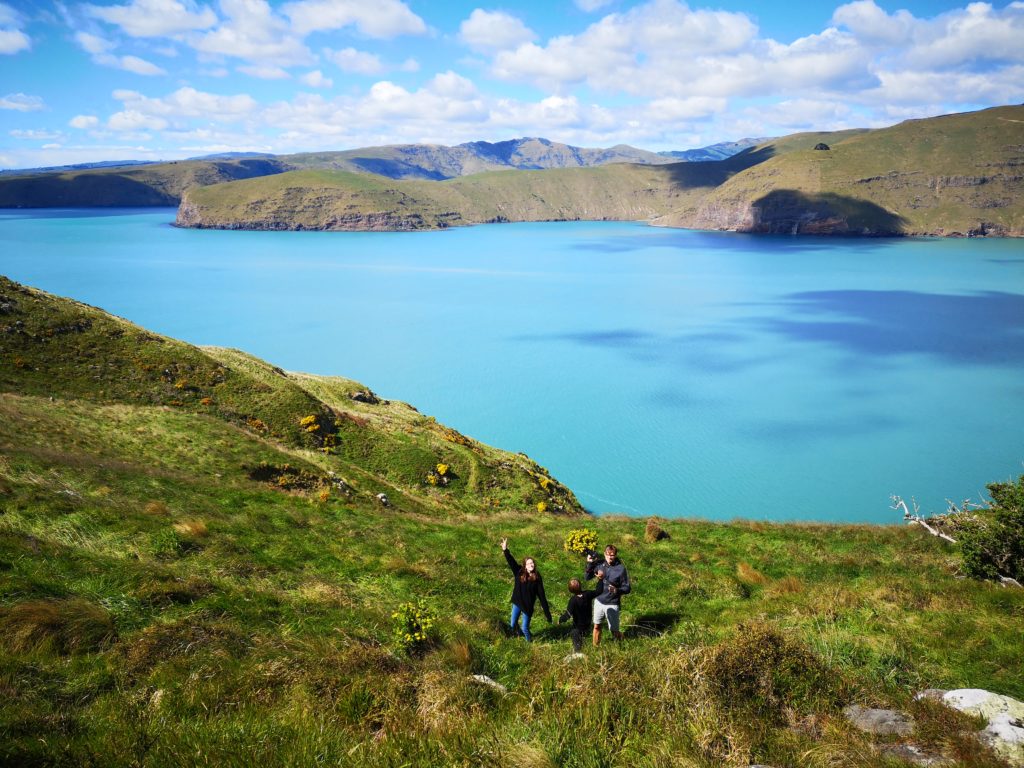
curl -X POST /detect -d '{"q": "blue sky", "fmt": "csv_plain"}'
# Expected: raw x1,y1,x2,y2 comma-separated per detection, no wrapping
1,0,1022,168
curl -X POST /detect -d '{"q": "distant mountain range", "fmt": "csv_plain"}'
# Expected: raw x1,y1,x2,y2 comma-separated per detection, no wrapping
0,137,765,187
2,107,1022,237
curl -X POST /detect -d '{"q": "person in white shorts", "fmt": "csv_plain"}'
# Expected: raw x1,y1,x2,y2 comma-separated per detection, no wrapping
584,544,631,646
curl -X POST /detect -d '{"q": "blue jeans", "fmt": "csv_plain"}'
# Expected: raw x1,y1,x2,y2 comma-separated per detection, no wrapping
510,604,533,641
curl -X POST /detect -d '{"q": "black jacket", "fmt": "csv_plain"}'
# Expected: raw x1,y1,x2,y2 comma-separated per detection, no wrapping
504,548,552,622
559,588,601,630
585,556,631,605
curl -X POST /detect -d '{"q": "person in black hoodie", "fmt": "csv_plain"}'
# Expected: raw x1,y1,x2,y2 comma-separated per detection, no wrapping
559,577,602,653
500,537,552,641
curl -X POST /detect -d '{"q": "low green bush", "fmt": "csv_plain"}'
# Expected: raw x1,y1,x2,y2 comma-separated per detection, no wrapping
958,475,1024,581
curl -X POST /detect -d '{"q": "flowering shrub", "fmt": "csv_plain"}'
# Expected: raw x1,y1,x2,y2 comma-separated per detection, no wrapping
392,600,436,654
564,528,598,555
537,501,548,513
299,415,320,433
538,476,553,492
441,427,470,446
436,463,449,477
246,417,268,433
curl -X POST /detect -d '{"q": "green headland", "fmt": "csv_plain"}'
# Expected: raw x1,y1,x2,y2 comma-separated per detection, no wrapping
2,275,1022,766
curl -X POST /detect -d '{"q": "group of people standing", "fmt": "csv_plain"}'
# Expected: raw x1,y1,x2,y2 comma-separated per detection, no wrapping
500,538,631,651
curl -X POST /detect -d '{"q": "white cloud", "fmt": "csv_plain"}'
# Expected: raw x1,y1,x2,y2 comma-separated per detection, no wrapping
85,0,217,37
0,26,29,54
459,9,535,53
120,54,167,75
70,115,100,129
108,109,169,131
491,0,762,95
327,47,384,75
238,63,290,79
194,0,313,67
0,2,29,54
300,70,333,88
0,92,44,111
112,86,259,124
10,129,64,140
282,0,425,38
75,31,113,55
74,31,167,75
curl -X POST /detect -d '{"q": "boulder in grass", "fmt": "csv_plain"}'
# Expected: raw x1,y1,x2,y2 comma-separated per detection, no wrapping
814,143,830,150
843,704,915,737
941,689,1024,766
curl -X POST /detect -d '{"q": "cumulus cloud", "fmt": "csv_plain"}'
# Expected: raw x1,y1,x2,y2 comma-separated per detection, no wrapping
108,109,169,131
0,3,30,54
238,63,290,79
193,0,313,67
70,115,100,129
85,0,217,37
0,92,44,111
74,31,167,74
300,70,333,88
327,47,385,75
491,0,762,95
834,0,1024,68
282,0,425,38
459,9,535,53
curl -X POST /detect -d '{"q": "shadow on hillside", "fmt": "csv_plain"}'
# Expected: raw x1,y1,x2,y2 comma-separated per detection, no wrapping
625,611,683,639
350,158,448,180
663,145,776,189
0,174,178,207
748,189,907,235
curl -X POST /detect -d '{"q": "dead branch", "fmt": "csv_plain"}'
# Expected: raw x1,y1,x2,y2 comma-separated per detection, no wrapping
891,494,958,543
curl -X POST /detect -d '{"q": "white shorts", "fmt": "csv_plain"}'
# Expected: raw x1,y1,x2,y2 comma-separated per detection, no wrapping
592,602,620,632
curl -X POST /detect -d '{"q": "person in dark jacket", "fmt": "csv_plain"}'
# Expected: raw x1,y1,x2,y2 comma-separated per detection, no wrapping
500,537,552,641
585,544,631,645
559,577,602,653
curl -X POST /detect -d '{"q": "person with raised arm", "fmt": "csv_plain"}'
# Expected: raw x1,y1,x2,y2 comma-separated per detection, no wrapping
500,537,552,642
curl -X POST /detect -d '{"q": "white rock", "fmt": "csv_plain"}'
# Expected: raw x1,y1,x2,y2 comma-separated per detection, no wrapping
942,689,1024,766
469,674,508,695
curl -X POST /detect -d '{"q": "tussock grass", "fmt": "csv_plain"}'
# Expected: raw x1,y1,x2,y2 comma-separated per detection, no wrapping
0,597,116,654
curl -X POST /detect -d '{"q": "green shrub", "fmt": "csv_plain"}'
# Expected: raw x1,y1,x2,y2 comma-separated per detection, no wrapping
392,600,436,654
563,527,598,555
958,475,1024,581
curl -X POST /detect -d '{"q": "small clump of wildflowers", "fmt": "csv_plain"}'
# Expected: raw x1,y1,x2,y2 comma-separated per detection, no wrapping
392,600,436,654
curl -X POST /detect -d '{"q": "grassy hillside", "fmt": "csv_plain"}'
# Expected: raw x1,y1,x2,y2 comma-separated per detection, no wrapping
1,276,1022,767
175,145,790,231
176,106,1024,236
662,105,1024,235
0,158,288,208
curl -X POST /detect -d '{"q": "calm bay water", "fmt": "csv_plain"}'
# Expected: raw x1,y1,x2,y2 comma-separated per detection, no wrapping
2,208,1023,523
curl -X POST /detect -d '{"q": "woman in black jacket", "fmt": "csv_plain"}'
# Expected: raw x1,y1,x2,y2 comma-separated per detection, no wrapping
500,537,552,641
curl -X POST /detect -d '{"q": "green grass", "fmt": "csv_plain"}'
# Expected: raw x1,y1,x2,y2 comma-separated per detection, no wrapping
1,277,1022,766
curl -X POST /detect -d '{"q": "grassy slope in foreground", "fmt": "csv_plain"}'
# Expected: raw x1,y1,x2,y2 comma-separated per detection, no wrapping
661,104,1024,236
1,278,1022,767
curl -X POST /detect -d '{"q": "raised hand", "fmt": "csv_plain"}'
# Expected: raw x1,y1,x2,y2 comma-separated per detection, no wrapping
500,537,508,551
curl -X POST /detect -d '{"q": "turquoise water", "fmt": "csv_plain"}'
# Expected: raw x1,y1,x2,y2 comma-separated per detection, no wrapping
2,208,1023,522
